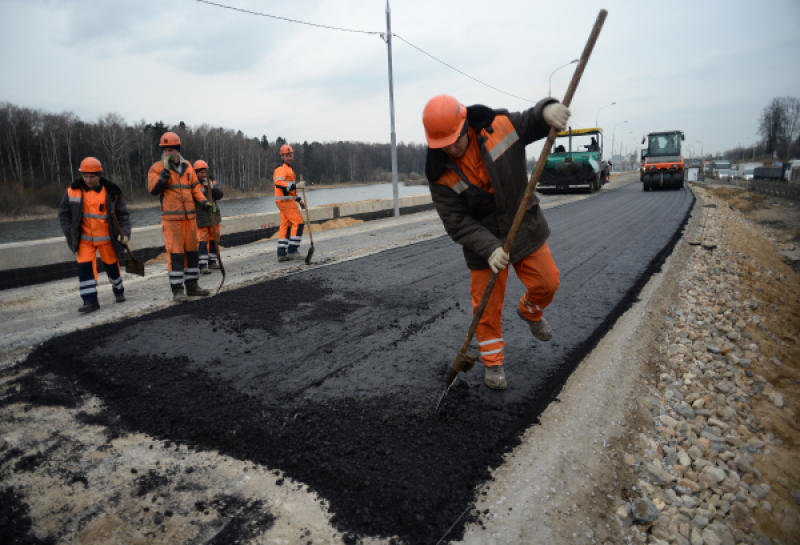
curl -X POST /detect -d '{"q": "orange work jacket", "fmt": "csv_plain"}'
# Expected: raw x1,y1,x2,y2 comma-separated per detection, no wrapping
147,159,207,221
273,163,300,210
67,186,112,243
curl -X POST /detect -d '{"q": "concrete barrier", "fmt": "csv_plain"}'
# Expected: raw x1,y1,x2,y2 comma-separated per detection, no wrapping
0,194,434,290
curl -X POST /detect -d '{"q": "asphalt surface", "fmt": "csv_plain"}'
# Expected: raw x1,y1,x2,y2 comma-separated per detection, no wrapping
10,180,694,544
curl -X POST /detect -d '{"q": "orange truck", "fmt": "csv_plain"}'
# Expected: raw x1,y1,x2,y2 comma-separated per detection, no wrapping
641,130,685,191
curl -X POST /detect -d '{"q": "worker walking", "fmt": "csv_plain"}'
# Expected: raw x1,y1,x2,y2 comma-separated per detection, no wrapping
422,94,570,390
147,132,213,301
58,157,131,314
273,144,305,261
193,160,224,274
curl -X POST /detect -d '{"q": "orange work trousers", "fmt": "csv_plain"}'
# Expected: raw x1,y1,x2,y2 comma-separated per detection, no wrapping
469,242,560,368
197,223,221,243
162,219,199,269
277,203,304,256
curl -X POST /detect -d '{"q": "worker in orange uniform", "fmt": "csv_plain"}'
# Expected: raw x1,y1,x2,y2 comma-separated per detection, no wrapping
192,160,224,274
58,157,131,313
147,132,213,301
422,94,570,390
273,144,305,261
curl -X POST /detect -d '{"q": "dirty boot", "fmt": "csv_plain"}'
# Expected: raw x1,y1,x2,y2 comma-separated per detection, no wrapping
517,310,553,341
185,279,210,297
78,301,100,314
200,264,211,275
484,365,507,390
278,255,290,262
114,292,126,303
172,286,190,303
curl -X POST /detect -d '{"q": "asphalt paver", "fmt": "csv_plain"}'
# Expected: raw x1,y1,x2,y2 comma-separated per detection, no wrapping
9,181,694,544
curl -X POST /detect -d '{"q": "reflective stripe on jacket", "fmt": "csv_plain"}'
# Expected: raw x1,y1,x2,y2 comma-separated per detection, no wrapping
425,99,556,270
58,177,131,257
75,185,111,242
274,163,301,208
147,159,207,221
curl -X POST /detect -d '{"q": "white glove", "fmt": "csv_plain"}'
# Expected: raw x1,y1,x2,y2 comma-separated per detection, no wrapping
543,103,571,131
295,181,306,189
488,247,509,274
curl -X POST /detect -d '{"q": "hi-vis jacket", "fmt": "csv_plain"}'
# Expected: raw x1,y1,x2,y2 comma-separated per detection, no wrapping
58,177,131,259
273,163,301,209
147,158,207,221
425,99,556,270
195,179,224,228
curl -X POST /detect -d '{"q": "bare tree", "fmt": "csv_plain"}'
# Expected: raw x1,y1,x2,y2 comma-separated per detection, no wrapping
759,96,800,160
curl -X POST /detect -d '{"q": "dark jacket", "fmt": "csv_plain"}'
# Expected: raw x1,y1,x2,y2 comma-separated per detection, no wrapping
194,179,223,228
425,98,556,270
58,177,131,261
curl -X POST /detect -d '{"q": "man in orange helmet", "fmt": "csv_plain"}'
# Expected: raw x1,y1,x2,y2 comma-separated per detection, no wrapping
147,131,213,301
192,160,224,274
422,94,571,390
273,144,305,262
58,157,131,313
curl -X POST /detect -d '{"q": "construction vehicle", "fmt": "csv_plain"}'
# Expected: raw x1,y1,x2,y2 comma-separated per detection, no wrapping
537,127,610,193
641,130,685,191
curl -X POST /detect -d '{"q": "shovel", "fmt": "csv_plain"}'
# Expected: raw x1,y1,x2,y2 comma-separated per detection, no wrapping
300,186,315,265
436,8,608,412
109,205,144,276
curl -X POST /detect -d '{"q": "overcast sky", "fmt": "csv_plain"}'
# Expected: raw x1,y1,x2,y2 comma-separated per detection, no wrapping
1,0,799,158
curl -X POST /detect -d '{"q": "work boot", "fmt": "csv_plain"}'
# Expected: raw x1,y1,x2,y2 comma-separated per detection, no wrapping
115,292,126,303
200,264,212,275
484,365,507,390
517,309,553,342
172,286,190,303
78,301,100,314
278,255,290,262
288,251,302,260
185,279,210,297
209,261,220,270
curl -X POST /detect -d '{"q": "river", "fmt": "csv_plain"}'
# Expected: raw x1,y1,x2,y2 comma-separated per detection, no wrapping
0,182,431,244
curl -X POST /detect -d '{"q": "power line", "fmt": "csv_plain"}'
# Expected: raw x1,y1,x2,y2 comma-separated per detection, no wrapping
195,0,382,36
194,0,534,103
391,33,535,103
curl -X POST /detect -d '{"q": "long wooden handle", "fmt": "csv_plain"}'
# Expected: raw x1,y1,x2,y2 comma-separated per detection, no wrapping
301,187,314,245
452,9,608,366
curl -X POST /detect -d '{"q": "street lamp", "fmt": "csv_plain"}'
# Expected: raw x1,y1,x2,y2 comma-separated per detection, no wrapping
612,120,628,158
548,58,579,97
696,140,703,158
595,102,616,128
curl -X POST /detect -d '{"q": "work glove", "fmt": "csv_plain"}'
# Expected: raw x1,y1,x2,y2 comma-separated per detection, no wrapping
488,246,509,274
118,235,128,245
295,181,306,189
159,167,171,181
543,103,571,131
202,200,213,210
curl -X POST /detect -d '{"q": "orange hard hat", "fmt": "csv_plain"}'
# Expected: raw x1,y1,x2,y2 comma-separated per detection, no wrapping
159,131,182,148
193,159,209,171
280,144,293,155
422,94,467,148
78,157,103,173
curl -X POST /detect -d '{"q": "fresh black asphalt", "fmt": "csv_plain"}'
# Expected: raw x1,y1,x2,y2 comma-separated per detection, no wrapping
12,181,695,544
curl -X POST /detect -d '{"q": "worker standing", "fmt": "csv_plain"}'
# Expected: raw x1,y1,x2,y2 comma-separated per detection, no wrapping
273,144,305,261
193,160,224,274
147,132,213,301
422,94,570,390
58,157,131,313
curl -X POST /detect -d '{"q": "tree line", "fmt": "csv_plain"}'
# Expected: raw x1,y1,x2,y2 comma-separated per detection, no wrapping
718,96,800,162
0,102,429,208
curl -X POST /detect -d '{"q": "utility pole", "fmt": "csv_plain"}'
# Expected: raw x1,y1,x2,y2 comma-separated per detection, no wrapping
384,0,400,217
